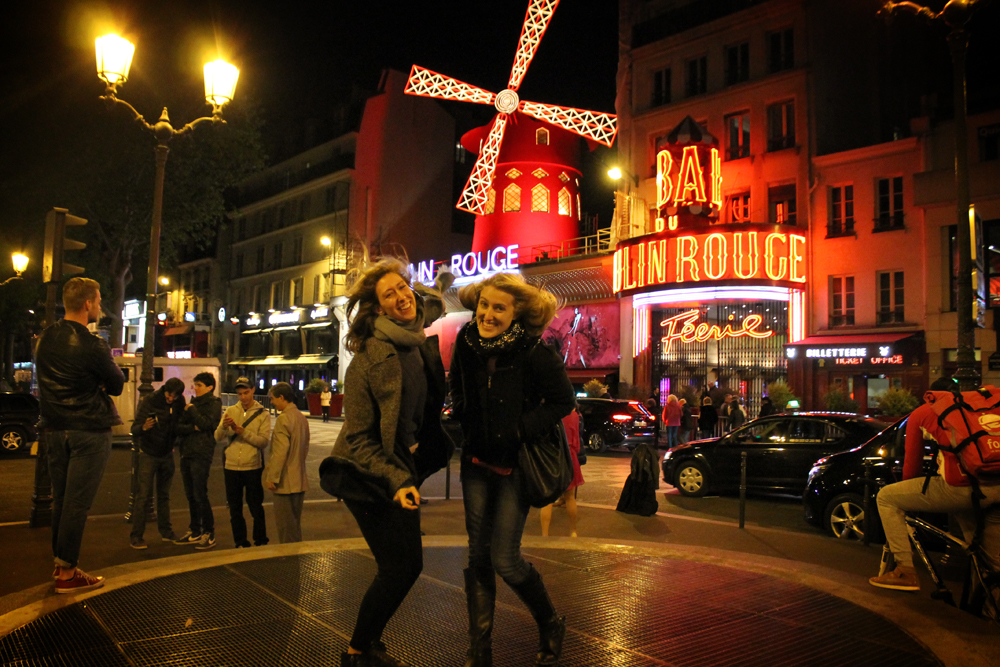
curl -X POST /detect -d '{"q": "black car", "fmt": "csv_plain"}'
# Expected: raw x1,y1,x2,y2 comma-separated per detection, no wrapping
578,398,656,453
0,392,39,454
661,412,888,497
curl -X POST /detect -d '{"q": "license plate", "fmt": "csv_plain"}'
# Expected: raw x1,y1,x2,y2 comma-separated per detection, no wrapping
635,421,647,427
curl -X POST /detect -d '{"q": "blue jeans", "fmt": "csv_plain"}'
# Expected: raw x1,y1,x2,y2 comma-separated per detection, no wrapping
666,425,679,448
130,451,175,541
46,429,112,568
462,459,532,586
180,456,214,536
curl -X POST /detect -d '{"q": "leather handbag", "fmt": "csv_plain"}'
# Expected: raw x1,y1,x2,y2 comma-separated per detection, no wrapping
518,421,573,508
319,456,392,504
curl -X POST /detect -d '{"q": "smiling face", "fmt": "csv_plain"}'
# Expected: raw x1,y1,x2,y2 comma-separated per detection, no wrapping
375,272,417,323
476,286,516,339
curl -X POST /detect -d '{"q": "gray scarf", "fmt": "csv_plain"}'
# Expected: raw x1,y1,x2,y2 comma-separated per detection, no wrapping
373,301,427,349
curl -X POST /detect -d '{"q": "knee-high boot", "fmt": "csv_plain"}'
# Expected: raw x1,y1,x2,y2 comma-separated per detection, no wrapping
508,565,565,667
463,567,495,667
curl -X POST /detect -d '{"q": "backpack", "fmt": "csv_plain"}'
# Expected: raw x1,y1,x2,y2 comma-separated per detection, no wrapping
925,386,1000,485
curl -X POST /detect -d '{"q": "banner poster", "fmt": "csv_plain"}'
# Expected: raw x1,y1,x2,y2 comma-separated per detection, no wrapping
543,303,620,369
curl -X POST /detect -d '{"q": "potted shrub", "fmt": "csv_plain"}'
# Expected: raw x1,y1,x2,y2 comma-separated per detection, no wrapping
877,387,918,420
822,387,860,414
766,380,799,413
305,378,327,416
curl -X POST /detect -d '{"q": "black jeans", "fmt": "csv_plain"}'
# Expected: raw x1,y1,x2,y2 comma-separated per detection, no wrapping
180,456,214,536
321,405,330,422
344,499,423,652
461,459,532,586
224,468,268,546
130,451,175,541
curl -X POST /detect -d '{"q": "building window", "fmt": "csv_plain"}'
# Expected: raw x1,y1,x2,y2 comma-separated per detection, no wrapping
234,252,244,278
298,195,310,222
531,184,549,212
725,111,750,160
255,247,265,274
830,276,855,326
767,28,794,73
272,242,283,270
270,281,286,311
292,278,303,306
536,128,549,145
293,236,303,265
484,188,496,215
875,176,904,231
558,188,571,216
505,168,522,179
980,123,1000,161
652,67,671,107
684,55,707,97
727,192,751,223
576,193,581,220
725,42,749,86
768,184,796,225
237,217,246,241
313,274,322,304
261,208,275,233
767,101,795,151
532,168,548,179
828,185,854,236
503,184,521,212
877,271,904,324
558,172,570,183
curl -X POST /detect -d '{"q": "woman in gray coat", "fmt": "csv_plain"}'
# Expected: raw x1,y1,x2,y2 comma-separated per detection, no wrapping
328,258,452,667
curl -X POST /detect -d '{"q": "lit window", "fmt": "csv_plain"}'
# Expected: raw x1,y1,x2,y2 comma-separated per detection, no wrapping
768,184,796,225
877,271,904,324
576,194,581,220
484,188,496,214
829,185,854,236
875,177,904,231
767,100,795,151
725,111,750,160
536,128,549,145
506,168,522,179
830,275,855,326
558,188,571,216
531,184,549,212
559,172,570,183
532,168,548,179
728,192,750,223
503,184,521,212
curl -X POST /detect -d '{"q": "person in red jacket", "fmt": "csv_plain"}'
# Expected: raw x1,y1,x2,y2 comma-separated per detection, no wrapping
870,401,1000,591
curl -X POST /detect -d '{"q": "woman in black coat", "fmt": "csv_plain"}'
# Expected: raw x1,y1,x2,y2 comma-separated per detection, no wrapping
450,273,575,667
698,396,718,439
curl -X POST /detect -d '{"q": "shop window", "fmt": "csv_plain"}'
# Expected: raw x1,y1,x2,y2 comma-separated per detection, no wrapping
768,184,796,225
684,55,707,97
532,168,548,179
982,219,1000,307
484,188,496,215
875,176,904,231
725,111,750,160
725,42,749,86
558,188,571,216
651,67,671,107
505,168,522,180
767,28,794,73
828,185,854,236
293,236,303,265
503,184,521,212
728,192,751,223
979,123,1000,162
830,275,855,326
272,242,283,270
531,184,549,212
767,101,795,151
536,128,549,145
877,270,904,325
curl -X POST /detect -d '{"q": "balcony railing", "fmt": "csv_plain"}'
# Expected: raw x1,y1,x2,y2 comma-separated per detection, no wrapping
873,212,905,232
518,229,613,265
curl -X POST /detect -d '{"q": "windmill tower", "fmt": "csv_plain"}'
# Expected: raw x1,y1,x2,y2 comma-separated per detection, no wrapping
405,0,617,253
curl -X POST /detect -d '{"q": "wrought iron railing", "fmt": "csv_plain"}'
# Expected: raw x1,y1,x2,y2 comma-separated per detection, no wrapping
517,229,614,264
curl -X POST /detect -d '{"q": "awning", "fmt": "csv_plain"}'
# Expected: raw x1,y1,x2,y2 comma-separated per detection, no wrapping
785,333,916,346
302,322,334,329
564,368,616,383
241,328,273,334
164,325,193,336
229,355,335,367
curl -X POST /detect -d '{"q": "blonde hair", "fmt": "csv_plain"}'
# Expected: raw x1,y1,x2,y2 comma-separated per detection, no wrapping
458,272,558,336
343,257,412,353
666,394,679,404
63,277,100,313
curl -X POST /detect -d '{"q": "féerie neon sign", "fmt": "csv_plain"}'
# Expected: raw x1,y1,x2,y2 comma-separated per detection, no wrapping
660,309,774,353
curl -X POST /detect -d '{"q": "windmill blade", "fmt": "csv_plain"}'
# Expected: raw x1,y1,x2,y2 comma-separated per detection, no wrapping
519,100,618,147
457,115,509,215
405,65,496,105
508,0,560,91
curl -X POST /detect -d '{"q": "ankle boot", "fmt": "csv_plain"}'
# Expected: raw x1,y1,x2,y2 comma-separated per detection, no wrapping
463,567,496,667
508,566,566,666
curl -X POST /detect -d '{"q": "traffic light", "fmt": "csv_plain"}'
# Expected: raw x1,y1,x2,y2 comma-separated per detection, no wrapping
43,208,87,283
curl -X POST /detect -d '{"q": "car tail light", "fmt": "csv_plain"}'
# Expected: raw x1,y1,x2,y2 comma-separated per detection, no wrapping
611,414,632,422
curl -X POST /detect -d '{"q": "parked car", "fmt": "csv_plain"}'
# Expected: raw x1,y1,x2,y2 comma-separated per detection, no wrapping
0,392,40,454
661,412,888,497
577,398,656,453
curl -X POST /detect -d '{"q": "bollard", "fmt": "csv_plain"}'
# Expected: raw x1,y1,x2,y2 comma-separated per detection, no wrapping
863,458,872,546
739,450,747,529
125,436,140,522
445,454,452,500
28,432,52,528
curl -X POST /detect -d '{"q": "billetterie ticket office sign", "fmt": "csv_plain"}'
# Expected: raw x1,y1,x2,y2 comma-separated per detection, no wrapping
612,223,806,296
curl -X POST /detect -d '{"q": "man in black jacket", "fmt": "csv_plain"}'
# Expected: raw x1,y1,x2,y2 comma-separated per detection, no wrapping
173,372,223,550
129,377,185,549
37,277,125,594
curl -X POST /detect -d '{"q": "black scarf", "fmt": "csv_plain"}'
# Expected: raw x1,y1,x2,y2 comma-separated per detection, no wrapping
464,320,532,357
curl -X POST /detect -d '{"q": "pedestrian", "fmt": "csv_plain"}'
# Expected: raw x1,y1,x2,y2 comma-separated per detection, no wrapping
450,272,575,667
729,398,746,431
758,396,776,418
719,393,733,430
320,384,333,422
214,377,271,548
662,394,682,448
129,377,185,549
698,396,718,438
325,258,453,667
678,398,693,445
263,382,311,543
36,277,125,593
174,372,223,550
540,406,584,538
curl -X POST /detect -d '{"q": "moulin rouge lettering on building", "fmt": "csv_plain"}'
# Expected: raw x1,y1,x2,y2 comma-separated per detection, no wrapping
660,309,774,353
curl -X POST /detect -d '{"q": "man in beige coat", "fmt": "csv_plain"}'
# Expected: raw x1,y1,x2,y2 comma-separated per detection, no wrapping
263,382,311,543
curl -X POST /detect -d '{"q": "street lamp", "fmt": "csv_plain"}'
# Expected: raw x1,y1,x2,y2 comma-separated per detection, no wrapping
879,0,984,390
95,34,239,399
11,254,29,277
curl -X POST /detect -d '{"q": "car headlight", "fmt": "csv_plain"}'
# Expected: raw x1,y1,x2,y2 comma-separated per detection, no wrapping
807,463,830,483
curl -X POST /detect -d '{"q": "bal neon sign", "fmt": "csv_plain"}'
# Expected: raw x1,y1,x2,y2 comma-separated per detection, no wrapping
656,146,723,216
613,224,806,295
660,309,774,353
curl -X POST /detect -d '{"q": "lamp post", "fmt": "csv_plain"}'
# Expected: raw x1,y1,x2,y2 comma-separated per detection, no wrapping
95,34,239,400
879,0,984,390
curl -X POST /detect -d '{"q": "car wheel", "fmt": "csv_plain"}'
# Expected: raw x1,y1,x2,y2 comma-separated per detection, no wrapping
585,432,608,454
675,461,709,497
1,427,27,453
825,493,866,540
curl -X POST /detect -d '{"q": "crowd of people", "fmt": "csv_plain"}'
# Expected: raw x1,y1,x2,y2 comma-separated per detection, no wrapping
649,390,749,446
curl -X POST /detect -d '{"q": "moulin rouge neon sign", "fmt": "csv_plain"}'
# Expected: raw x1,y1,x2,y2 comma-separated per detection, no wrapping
660,309,774,353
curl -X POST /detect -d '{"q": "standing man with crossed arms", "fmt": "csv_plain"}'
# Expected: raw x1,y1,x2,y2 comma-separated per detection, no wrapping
263,382,310,543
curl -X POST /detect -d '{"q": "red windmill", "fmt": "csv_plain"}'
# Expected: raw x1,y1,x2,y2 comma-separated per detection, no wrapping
404,0,617,226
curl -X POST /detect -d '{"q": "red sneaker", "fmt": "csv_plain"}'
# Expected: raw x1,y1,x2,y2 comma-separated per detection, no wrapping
54,568,105,595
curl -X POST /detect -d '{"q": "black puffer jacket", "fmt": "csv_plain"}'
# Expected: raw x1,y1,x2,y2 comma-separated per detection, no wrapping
176,393,223,461
36,320,125,430
449,322,575,469
131,388,185,457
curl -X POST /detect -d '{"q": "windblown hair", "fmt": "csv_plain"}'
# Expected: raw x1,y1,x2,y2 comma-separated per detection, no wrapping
343,257,413,353
63,277,100,313
458,272,558,336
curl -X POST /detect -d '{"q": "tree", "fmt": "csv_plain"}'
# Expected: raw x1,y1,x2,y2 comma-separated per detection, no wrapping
0,277,40,387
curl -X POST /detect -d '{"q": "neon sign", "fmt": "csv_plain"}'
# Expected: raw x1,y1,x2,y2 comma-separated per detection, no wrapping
835,355,903,365
268,310,302,325
613,224,806,295
410,244,521,285
660,309,774,353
